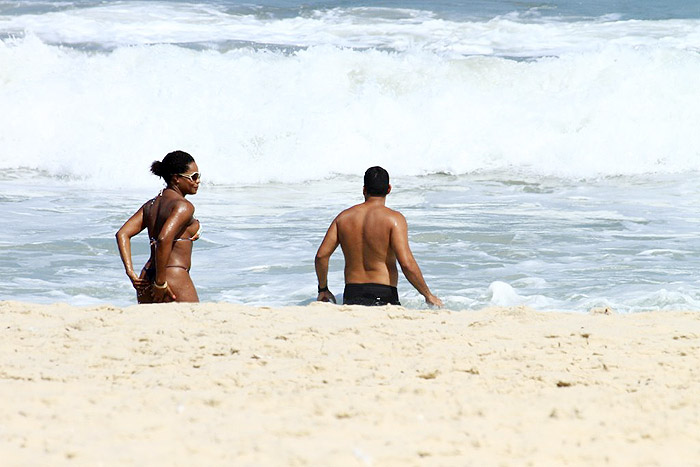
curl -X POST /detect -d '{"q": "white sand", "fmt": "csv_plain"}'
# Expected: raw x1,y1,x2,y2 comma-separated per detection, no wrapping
1,300,699,466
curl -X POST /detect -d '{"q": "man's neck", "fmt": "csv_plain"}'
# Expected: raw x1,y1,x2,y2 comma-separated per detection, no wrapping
363,195,387,205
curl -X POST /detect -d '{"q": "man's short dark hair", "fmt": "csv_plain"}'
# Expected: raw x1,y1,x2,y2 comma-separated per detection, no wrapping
364,166,390,197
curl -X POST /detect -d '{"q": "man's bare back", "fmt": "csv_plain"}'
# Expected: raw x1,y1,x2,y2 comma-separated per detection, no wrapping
315,166,442,307
335,200,400,286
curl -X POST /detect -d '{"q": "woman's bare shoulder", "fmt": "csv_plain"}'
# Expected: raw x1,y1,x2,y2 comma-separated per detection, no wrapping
171,197,195,216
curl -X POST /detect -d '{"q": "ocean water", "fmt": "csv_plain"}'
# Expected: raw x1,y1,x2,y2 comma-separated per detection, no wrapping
1,0,700,311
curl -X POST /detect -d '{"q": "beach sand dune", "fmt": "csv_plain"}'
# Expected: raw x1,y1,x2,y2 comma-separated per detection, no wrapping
1,301,699,466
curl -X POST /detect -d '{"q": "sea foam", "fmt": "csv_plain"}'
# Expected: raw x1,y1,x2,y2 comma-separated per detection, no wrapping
3,3,699,187
2,34,699,186
2,3,700,55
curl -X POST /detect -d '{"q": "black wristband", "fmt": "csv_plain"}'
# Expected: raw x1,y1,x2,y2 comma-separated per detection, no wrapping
318,285,329,293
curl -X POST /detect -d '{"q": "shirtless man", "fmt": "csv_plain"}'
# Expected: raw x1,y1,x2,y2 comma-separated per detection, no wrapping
315,166,443,307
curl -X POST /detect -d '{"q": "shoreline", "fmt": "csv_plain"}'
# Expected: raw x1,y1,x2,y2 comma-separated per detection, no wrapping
2,301,699,465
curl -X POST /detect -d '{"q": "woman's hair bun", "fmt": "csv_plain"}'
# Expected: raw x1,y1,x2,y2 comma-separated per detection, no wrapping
150,151,194,180
150,160,165,177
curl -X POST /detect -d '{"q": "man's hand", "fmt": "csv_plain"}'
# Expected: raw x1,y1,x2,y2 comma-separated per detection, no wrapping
317,290,337,304
425,294,443,308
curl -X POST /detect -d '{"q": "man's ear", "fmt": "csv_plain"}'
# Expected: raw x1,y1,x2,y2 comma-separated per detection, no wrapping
386,184,392,195
363,186,367,196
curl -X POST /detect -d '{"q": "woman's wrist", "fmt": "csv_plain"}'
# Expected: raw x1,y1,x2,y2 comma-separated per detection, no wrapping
154,281,168,290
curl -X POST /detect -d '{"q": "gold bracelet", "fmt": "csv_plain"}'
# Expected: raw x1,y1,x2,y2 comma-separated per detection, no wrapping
153,281,168,290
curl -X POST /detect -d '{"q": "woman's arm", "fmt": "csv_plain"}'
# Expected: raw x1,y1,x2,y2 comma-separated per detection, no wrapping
116,206,149,288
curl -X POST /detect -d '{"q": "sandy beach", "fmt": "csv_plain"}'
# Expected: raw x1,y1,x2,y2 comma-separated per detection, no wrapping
1,300,699,466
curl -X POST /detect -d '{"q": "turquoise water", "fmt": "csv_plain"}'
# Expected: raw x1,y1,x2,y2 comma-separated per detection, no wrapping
1,1,698,20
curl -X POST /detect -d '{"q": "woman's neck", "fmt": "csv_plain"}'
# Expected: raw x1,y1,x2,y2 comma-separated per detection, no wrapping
165,185,184,197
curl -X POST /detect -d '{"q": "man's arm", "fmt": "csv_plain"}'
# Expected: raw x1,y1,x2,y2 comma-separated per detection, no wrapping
314,218,339,303
390,213,443,307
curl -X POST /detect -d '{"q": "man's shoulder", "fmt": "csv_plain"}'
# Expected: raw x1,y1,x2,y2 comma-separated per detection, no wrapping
385,205,403,216
338,203,403,222
376,204,404,220
337,202,365,218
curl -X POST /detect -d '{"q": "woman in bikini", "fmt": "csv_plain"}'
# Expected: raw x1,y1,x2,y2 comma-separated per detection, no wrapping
116,150,201,303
